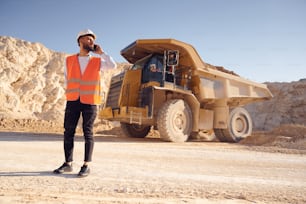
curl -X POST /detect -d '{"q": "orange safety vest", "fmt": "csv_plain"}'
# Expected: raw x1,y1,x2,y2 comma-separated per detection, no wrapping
65,54,101,105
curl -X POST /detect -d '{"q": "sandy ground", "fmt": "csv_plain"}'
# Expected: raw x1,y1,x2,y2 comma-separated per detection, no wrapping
0,128,306,204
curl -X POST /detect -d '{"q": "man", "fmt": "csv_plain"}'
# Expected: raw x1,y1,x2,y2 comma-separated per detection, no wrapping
53,29,117,177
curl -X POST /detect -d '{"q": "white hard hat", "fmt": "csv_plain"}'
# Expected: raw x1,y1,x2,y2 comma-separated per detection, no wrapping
76,29,96,42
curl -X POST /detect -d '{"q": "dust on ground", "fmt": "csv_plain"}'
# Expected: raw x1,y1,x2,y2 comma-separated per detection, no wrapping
0,119,306,203
1,118,305,151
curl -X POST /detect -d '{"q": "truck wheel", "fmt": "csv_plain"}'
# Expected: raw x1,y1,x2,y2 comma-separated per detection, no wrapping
214,107,252,143
157,99,192,142
120,122,151,138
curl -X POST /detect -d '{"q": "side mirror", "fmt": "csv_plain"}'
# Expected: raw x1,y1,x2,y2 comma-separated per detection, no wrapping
167,50,179,66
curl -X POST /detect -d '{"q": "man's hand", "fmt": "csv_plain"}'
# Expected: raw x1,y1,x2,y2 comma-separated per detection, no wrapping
93,44,104,55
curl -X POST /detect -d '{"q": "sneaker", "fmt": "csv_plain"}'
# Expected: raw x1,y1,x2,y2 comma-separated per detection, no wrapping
53,162,73,174
78,165,90,177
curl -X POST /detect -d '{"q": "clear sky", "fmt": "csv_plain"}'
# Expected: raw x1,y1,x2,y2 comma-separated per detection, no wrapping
1,0,305,83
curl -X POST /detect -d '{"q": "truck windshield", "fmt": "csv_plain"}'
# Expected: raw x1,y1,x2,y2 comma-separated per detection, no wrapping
142,54,164,84
145,55,164,72
131,54,153,70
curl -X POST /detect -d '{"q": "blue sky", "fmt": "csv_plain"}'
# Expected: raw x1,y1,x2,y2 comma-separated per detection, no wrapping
1,0,305,83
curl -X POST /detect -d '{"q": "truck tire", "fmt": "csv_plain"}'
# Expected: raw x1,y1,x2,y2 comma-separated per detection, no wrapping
120,122,151,138
157,99,193,142
214,107,252,143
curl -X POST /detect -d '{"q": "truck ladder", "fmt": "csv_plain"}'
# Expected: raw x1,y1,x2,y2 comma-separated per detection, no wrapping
130,111,142,125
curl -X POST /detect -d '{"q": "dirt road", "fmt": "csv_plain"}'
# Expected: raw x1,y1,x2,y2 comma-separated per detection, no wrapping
0,131,306,204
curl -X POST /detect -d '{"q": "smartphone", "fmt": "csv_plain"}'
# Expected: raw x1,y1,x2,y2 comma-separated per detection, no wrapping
93,44,98,51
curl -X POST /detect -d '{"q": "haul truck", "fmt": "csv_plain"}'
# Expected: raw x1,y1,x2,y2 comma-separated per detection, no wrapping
99,39,272,142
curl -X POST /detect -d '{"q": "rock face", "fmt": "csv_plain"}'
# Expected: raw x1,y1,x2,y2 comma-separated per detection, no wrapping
0,36,305,131
0,36,67,121
0,36,123,123
246,79,306,131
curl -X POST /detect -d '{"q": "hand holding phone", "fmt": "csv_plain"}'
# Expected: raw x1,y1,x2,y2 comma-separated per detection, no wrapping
93,44,104,54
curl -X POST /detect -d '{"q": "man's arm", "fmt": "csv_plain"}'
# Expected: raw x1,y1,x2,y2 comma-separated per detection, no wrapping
93,44,117,70
100,53,117,70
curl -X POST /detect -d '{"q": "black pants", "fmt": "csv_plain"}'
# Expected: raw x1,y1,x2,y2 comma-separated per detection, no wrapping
63,99,97,162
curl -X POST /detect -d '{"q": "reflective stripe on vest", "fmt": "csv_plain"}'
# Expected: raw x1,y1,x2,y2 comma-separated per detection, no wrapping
65,54,101,105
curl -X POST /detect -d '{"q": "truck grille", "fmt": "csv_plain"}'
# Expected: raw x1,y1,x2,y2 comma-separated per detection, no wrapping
106,72,124,108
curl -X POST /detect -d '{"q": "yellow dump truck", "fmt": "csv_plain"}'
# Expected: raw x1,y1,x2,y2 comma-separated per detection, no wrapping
99,39,272,142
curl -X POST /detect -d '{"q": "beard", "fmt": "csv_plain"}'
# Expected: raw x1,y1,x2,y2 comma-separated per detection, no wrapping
83,44,95,52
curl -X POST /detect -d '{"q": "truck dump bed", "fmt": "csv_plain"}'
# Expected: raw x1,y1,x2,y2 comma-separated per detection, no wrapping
121,39,273,106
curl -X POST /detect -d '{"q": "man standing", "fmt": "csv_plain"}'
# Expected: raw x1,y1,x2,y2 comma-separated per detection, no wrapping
54,29,117,177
